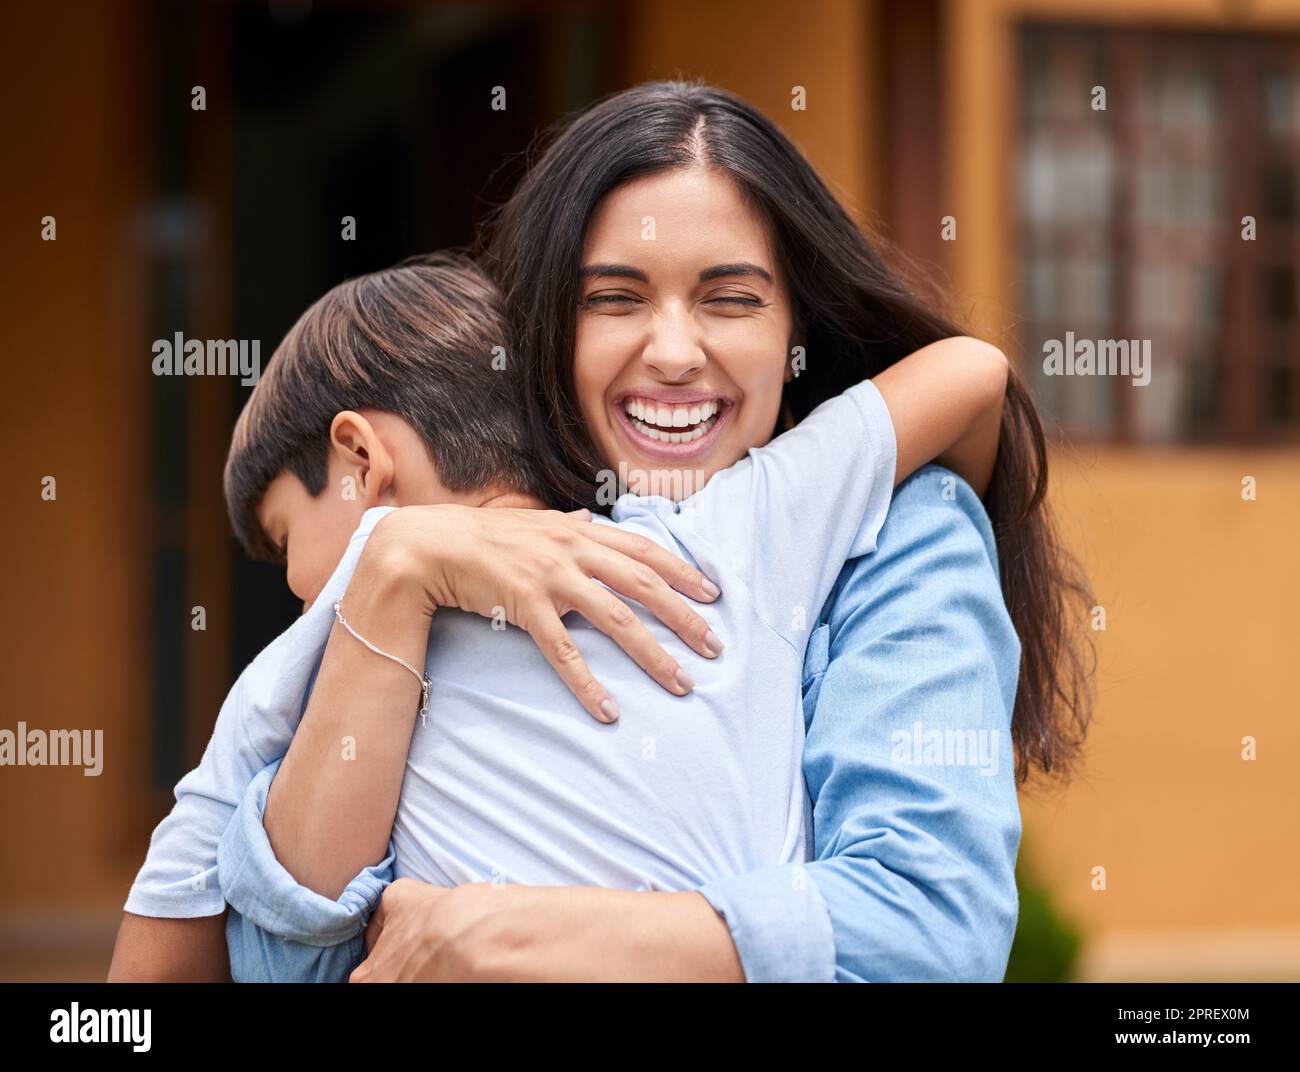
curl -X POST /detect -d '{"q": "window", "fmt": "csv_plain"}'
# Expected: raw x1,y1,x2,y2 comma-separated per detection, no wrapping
1017,24,1300,443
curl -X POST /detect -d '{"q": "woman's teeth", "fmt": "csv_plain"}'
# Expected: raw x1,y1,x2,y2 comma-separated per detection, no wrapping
623,398,721,444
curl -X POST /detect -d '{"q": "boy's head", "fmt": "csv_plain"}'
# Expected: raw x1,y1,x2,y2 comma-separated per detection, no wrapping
224,252,540,608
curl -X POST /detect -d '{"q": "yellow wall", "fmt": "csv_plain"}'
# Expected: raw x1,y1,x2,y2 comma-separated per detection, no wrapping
0,7,230,986
1038,449,1300,977
0,1,155,922
625,0,879,224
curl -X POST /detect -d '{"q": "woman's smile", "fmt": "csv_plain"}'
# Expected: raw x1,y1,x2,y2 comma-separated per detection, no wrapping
611,387,734,460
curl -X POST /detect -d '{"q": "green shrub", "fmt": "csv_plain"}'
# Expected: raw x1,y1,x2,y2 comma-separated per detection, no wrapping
1004,853,1082,982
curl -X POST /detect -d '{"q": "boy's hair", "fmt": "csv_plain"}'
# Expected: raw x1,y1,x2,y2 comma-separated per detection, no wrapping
224,251,538,559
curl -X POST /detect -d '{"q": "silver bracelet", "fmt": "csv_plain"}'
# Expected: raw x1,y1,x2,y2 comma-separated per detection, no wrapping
332,598,432,727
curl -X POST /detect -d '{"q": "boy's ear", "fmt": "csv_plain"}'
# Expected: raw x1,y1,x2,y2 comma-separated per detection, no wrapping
328,411,395,507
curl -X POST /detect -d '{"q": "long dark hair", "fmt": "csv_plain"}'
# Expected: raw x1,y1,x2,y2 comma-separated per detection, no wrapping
480,80,1093,785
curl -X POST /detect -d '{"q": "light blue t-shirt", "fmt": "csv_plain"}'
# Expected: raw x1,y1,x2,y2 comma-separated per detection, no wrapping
124,379,895,915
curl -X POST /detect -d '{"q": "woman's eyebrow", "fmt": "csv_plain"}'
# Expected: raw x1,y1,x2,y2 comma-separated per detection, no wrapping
699,262,773,284
579,263,649,282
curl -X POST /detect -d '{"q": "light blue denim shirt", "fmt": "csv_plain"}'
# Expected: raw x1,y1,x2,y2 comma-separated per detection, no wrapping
219,465,1022,983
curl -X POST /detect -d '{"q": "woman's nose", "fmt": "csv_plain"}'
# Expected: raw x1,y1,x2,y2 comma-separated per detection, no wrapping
641,306,705,381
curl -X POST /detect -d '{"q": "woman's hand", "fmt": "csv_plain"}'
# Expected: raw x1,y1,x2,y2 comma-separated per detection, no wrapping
363,504,724,723
350,877,744,982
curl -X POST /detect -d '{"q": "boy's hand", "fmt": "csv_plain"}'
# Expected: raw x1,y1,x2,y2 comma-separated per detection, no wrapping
362,505,723,723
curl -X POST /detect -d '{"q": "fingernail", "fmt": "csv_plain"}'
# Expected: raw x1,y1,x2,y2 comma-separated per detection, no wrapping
704,630,725,656
600,698,620,722
701,579,721,600
675,667,694,693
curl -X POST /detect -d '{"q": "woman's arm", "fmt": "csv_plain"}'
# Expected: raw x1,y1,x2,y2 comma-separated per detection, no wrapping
351,466,1021,982
351,879,743,983
265,505,722,900
216,749,739,982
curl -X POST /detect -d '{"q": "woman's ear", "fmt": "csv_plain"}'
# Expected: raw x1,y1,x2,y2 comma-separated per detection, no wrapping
329,411,396,508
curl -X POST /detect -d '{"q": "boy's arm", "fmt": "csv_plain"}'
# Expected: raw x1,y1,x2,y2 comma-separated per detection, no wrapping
107,912,232,982
871,336,1009,498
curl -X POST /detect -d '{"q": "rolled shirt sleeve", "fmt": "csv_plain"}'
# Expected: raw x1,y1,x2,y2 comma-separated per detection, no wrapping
217,756,393,983
696,465,1023,982
692,862,837,982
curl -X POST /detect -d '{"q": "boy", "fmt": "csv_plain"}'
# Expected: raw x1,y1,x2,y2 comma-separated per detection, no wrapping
109,252,539,979
111,252,1007,981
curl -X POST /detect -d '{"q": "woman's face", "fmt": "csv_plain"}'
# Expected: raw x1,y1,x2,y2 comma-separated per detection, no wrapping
574,166,794,498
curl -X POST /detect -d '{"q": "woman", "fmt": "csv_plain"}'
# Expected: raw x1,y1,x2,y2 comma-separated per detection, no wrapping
243,81,1092,982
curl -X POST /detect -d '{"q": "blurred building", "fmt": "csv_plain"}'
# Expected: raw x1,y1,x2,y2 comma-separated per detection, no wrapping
2,0,1297,981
